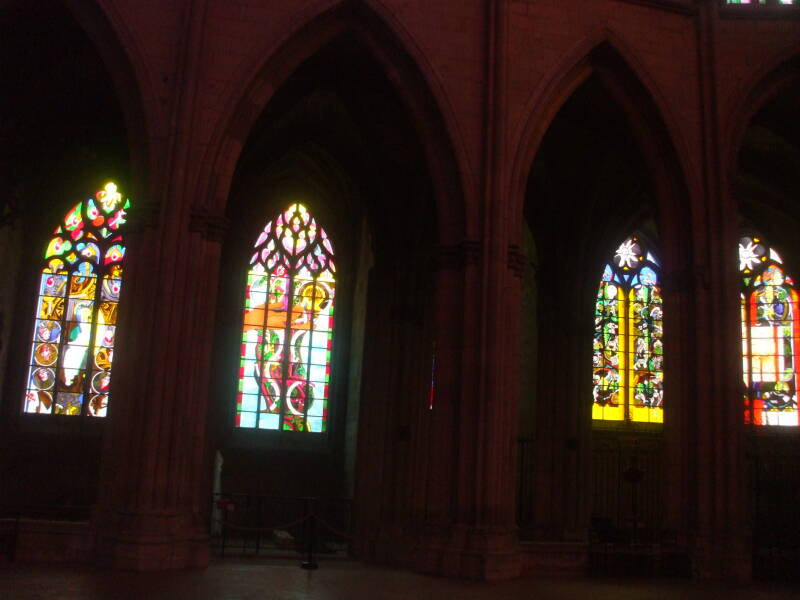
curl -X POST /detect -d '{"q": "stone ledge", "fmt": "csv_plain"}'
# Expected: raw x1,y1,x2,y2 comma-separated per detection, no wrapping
519,541,588,576
8,519,92,564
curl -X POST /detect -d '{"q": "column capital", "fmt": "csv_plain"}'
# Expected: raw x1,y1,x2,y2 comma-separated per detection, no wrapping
415,524,521,580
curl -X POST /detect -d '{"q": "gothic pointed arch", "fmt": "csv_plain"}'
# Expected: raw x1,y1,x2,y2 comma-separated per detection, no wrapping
198,1,468,247
724,49,800,186
593,235,664,425
60,0,154,196
236,203,336,432
23,182,130,417
510,37,694,238
739,235,800,426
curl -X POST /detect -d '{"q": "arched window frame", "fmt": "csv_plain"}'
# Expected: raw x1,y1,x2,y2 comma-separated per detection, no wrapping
592,235,664,426
23,182,129,417
723,1,797,6
235,203,336,433
739,235,800,427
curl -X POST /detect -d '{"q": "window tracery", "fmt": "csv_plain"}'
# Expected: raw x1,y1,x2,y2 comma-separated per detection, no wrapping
725,1,796,5
24,182,129,417
236,204,335,432
593,236,664,424
740,236,799,426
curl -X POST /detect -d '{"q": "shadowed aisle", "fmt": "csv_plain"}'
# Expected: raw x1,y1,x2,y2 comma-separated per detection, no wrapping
1,560,799,600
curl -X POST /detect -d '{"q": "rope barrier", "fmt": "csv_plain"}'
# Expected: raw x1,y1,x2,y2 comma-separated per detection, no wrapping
308,513,353,541
211,496,354,568
212,513,352,540
211,514,309,534
212,515,352,542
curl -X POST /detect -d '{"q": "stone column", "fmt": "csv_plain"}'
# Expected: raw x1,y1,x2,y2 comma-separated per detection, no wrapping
413,241,471,572
92,205,228,570
414,237,524,580
352,248,436,566
528,237,591,546
689,1,751,581
425,0,522,579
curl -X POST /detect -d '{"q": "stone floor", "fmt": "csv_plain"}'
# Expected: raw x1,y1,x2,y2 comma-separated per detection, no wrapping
1,559,799,600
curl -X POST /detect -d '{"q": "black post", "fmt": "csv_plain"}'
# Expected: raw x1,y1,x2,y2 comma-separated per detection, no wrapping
221,500,228,557
301,497,318,570
516,439,523,530
255,496,262,555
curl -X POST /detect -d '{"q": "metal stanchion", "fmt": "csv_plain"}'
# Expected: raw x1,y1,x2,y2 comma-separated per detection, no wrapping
210,494,354,566
301,497,318,570
255,496,262,555
221,503,228,557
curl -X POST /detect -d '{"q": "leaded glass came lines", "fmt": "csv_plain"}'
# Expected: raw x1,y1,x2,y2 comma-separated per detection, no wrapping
593,236,663,424
725,1,797,5
740,236,800,427
236,204,335,433
23,182,129,417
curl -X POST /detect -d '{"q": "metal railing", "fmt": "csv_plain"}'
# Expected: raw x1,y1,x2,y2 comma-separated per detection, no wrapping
210,493,352,567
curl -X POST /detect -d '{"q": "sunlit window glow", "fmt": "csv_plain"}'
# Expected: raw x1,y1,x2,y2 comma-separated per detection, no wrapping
593,236,663,424
725,1,797,5
236,204,336,432
740,236,799,427
23,182,129,417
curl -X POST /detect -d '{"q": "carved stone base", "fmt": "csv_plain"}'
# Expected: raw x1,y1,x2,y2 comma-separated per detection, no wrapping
11,519,92,564
93,508,210,570
102,534,209,571
520,541,588,575
415,526,521,580
692,536,751,582
355,522,416,569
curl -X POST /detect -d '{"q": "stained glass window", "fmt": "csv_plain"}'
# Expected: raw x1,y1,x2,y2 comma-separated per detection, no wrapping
740,236,800,427
236,204,335,432
593,236,663,424
725,1,796,5
23,182,129,417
